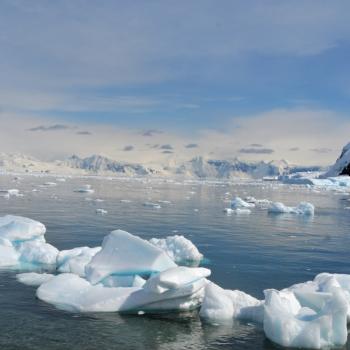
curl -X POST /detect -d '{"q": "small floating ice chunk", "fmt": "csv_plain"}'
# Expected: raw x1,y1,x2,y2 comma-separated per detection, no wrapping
224,208,251,215
200,282,263,323
231,197,255,209
74,184,94,193
85,230,177,284
149,235,203,263
16,272,54,286
95,209,108,215
57,247,101,277
0,189,22,198
0,215,46,241
143,202,161,209
268,202,315,215
43,182,57,187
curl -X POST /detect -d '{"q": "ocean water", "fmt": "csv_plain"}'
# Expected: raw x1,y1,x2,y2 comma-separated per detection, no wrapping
0,174,350,350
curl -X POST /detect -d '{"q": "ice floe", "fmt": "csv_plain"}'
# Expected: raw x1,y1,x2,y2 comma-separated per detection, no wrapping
74,184,94,193
149,235,203,263
95,208,108,215
268,202,315,215
143,202,161,209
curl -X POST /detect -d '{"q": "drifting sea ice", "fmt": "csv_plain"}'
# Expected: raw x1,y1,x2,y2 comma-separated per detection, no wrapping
149,235,203,263
95,208,108,215
268,202,315,216
143,202,161,209
74,184,94,193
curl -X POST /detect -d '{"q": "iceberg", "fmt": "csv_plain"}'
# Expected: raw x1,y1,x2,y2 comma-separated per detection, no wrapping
263,288,348,349
95,208,108,215
16,272,54,286
200,282,263,323
0,215,58,268
149,235,203,263
268,202,315,215
74,184,94,193
231,197,255,209
85,230,177,284
37,268,208,313
143,202,161,209
0,215,46,241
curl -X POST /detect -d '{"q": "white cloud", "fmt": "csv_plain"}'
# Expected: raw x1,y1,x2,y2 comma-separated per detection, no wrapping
0,108,348,166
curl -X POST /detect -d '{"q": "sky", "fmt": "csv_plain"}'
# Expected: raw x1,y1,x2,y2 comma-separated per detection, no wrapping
0,0,350,165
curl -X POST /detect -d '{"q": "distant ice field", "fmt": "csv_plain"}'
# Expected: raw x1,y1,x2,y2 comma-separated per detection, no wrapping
0,174,350,350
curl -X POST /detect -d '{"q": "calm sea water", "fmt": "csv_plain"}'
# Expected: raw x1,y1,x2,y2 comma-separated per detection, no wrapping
0,174,350,350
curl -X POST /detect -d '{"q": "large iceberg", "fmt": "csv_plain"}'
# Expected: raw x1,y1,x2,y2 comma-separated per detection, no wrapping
85,230,177,284
149,235,203,263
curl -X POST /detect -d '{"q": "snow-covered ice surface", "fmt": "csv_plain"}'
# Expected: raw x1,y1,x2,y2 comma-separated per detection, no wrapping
1,174,350,349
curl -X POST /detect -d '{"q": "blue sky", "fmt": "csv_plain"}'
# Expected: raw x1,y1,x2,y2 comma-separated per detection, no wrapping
0,0,350,164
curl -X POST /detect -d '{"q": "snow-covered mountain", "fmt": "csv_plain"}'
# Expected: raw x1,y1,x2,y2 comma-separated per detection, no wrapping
65,155,157,176
324,142,350,177
0,153,323,179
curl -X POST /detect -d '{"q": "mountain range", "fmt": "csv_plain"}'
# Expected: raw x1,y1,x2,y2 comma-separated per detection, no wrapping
0,153,326,179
